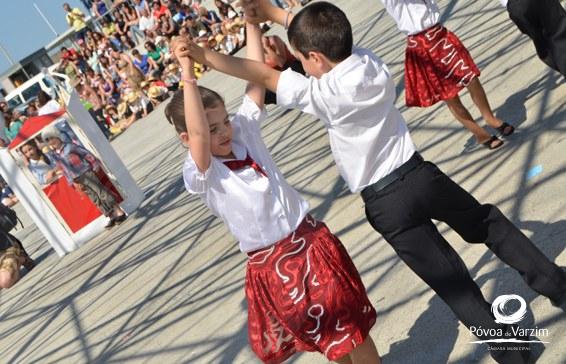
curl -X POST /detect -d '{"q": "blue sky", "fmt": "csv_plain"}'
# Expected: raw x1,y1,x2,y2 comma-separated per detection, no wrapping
0,0,88,74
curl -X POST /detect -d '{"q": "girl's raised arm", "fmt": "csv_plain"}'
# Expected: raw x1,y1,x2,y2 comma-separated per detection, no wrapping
173,39,211,173
244,22,266,109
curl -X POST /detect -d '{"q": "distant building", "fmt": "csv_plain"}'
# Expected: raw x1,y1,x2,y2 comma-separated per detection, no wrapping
0,27,75,94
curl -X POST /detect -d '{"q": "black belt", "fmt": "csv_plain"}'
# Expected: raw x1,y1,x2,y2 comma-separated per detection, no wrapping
361,152,424,202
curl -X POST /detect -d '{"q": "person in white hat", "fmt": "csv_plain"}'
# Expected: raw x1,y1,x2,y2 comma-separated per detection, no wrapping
41,126,126,229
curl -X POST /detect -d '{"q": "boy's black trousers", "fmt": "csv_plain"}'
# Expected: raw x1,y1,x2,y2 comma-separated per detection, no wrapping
507,0,566,78
362,153,566,364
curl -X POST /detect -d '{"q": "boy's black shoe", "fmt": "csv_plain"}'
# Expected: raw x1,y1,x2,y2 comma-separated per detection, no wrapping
113,214,127,225
105,219,116,230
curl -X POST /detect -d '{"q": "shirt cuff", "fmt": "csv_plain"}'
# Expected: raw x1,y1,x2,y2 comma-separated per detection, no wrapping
189,167,211,194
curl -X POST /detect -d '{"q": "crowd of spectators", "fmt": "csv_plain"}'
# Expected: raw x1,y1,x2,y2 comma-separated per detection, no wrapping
57,0,253,137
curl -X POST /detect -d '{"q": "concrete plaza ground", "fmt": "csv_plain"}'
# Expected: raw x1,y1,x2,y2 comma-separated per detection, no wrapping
1,0,565,363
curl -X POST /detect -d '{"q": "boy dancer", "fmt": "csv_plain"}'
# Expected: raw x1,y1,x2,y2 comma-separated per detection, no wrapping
502,0,566,78
178,1,566,363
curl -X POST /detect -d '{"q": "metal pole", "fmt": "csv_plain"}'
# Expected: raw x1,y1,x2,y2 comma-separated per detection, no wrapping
0,41,31,80
0,41,16,66
33,2,59,37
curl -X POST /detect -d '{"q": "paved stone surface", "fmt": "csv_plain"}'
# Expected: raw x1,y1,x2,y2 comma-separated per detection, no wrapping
1,1,565,363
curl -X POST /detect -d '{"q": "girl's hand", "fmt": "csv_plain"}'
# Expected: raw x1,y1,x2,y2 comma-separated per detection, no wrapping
171,37,196,71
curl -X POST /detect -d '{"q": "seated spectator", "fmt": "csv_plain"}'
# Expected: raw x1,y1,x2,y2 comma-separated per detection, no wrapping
92,0,109,19
152,1,171,20
25,104,38,117
172,3,190,24
37,91,80,144
146,85,169,106
122,3,144,43
198,6,222,32
0,232,35,289
99,75,120,105
3,112,23,142
131,49,157,75
0,179,18,207
116,91,152,130
61,46,88,73
162,63,181,91
144,41,165,68
215,0,238,22
139,8,157,34
133,0,150,16
184,14,208,38
126,91,152,118
160,13,179,37
101,18,117,37
20,140,60,186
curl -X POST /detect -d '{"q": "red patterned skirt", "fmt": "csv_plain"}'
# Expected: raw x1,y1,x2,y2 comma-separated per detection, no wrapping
245,215,377,363
405,24,481,107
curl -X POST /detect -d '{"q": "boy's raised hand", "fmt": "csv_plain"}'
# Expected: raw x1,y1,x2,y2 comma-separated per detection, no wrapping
171,36,199,71
237,0,274,24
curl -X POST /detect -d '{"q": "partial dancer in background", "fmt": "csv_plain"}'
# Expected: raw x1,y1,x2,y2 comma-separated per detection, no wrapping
502,0,566,78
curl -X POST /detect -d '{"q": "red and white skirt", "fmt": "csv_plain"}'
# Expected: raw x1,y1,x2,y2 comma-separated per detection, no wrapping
405,24,481,107
245,215,376,363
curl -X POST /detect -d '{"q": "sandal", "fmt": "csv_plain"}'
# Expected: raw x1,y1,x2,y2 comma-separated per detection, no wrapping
481,135,504,150
496,122,515,137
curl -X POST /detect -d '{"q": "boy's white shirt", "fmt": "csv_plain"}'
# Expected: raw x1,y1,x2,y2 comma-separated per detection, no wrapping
499,0,508,7
276,48,416,193
379,0,440,35
183,96,309,253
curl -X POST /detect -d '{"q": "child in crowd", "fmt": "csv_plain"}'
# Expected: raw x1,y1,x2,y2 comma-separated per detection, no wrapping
501,0,566,78
21,140,60,186
168,22,380,364
41,126,126,229
378,0,514,149
180,2,566,363
3,112,23,142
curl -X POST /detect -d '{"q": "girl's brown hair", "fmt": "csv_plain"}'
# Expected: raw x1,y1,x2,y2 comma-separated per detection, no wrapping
164,87,224,134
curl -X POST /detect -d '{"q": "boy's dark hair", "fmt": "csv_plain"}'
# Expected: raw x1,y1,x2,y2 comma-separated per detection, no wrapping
287,1,353,62
165,86,224,134
37,90,52,107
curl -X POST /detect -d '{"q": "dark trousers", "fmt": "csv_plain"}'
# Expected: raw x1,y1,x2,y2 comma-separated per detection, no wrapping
507,0,566,78
75,170,116,216
363,158,566,363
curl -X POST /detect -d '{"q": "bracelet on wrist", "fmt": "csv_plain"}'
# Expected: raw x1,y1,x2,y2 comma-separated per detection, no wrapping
182,77,197,85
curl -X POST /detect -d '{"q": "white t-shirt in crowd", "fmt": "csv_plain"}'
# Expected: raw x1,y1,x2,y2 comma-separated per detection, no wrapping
183,96,309,253
139,15,155,32
276,48,416,193
379,0,441,35
38,100,62,116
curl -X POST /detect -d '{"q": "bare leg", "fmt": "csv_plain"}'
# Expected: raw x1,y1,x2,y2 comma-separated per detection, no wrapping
445,95,503,148
467,78,509,131
349,335,381,364
334,354,353,364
